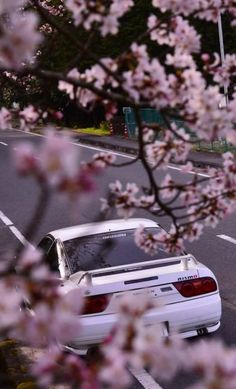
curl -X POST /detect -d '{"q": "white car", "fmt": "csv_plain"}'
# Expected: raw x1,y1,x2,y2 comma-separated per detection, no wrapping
38,218,221,354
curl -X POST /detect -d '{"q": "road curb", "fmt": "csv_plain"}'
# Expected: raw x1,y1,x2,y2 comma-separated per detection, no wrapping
76,135,139,156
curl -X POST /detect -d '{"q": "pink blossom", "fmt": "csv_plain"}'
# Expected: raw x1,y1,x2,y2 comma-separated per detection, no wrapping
32,345,61,387
148,15,200,54
145,128,191,169
0,0,25,13
91,152,116,169
38,128,80,186
101,15,119,36
20,105,40,131
122,43,171,106
14,288,83,346
213,54,236,88
152,0,223,22
144,332,184,381
183,340,236,389
145,140,170,169
18,246,43,270
166,49,196,69
0,280,23,329
182,223,204,242
107,180,140,218
99,348,131,388
0,12,42,69
139,194,155,209
32,345,95,388
0,107,12,130
58,68,80,99
134,225,161,256
181,162,194,173
142,127,155,143
100,293,154,388
39,0,65,17
12,129,114,204
161,174,177,199
58,59,118,110
66,0,134,36
12,142,39,176
101,292,184,386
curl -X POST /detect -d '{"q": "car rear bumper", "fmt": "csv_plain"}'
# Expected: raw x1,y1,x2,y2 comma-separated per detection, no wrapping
66,293,221,351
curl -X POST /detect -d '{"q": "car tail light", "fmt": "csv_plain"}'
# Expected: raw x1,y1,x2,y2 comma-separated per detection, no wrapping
173,277,217,298
82,294,111,315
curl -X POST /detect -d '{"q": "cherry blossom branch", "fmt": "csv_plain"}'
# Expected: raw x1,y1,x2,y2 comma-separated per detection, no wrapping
109,156,139,167
160,110,196,144
31,68,134,105
31,0,123,85
134,107,179,228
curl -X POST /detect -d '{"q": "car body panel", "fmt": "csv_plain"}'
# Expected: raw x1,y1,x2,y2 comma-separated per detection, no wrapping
66,293,221,349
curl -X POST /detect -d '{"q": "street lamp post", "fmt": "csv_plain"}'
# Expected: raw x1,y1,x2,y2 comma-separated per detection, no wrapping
217,11,228,106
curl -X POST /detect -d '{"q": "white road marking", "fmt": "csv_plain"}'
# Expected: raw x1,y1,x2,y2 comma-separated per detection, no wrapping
15,129,136,159
129,368,163,389
9,226,29,246
0,210,13,226
16,129,211,177
72,141,135,159
0,210,29,246
0,141,7,146
167,164,210,177
217,234,236,245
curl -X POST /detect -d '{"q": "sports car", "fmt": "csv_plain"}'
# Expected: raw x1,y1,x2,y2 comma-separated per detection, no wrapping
38,218,221,354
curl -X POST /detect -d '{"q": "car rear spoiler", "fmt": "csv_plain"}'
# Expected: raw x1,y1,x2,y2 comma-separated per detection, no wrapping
70,254,197,286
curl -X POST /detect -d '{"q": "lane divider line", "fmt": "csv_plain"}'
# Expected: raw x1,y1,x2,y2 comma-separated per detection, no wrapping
217,234,236,245
167,164,210,177
0,210,14,226
0,141,7,146
0,210,29,246
72,141,135,159
129,368,164,389
16,129,211,177
9,226,29,246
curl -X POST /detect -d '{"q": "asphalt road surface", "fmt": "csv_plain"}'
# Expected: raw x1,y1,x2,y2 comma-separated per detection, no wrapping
1,129,236,389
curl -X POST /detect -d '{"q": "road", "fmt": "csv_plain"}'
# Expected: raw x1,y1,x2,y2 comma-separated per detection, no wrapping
1,129,236,389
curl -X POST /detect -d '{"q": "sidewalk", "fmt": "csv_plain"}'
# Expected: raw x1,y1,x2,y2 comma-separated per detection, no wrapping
73,132,224,168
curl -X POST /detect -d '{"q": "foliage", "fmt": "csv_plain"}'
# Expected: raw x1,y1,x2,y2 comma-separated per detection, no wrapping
73,126,110,135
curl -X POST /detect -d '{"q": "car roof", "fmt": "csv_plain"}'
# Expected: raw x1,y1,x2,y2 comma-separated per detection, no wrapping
50,218,159,242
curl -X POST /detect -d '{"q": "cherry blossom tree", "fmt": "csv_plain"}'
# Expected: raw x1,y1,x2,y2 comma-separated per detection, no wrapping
1,0,236,388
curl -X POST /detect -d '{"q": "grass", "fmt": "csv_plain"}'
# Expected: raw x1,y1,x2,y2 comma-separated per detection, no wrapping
73,127,110,136
0,339,37,387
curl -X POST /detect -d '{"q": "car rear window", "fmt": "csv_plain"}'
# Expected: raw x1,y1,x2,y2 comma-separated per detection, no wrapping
63,227,176,274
